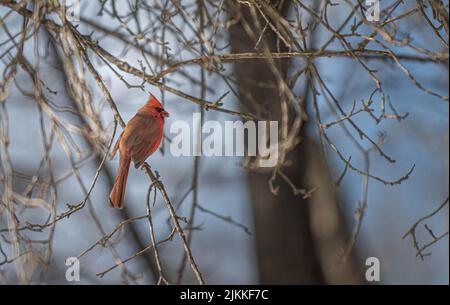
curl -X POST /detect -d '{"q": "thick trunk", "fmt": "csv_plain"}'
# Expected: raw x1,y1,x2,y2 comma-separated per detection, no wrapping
228,1,363,284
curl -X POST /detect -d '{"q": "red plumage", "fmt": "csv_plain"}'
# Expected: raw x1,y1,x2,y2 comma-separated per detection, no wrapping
109,95,169,209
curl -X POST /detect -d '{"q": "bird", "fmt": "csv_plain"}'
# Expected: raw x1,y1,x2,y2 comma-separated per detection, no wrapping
109,95,169,209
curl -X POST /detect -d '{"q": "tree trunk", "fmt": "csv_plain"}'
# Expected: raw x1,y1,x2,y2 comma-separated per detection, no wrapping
228,1,363,284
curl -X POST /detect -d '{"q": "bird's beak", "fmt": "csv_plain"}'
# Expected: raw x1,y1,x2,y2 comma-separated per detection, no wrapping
162,110,169,118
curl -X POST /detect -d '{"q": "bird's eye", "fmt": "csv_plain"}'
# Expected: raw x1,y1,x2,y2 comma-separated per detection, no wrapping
156,107,164,113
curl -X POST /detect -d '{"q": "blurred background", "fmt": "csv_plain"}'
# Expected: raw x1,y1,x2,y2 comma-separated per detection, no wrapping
0,0,448,284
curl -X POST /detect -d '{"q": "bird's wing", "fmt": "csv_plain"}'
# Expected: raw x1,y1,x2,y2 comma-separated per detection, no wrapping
120,114,163,167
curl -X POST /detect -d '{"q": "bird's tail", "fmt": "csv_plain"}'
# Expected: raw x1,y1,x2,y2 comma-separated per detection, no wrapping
109,154,131,209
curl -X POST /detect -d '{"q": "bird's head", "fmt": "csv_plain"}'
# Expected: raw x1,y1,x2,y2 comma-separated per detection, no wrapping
146,94,169,119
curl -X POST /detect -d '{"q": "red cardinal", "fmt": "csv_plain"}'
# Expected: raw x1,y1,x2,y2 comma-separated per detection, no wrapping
109,95,169,209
